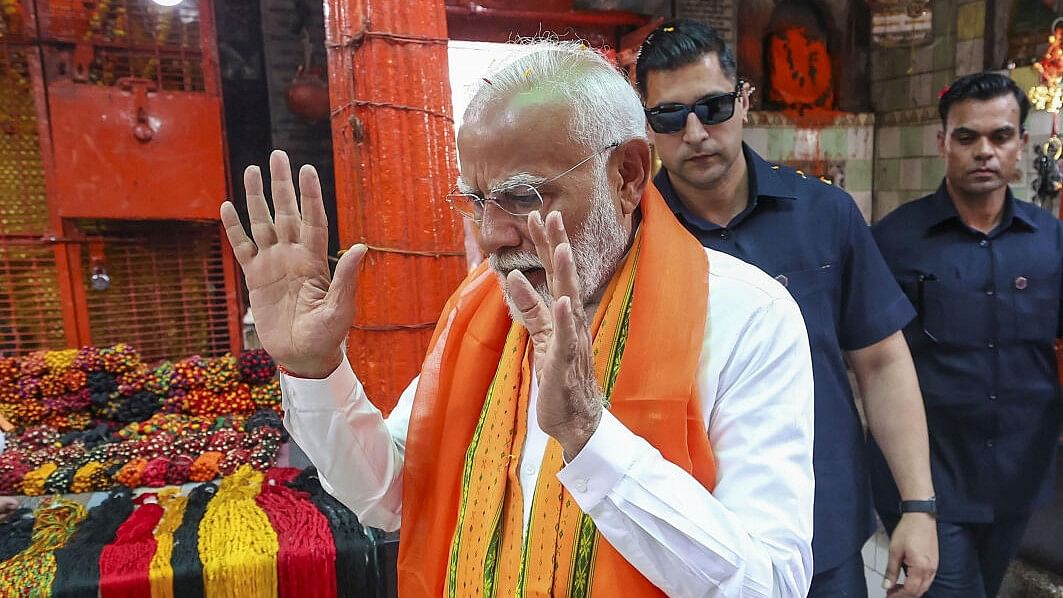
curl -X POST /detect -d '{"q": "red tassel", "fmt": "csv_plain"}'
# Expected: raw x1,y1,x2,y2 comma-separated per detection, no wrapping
99,494,165,598
255,467,337,598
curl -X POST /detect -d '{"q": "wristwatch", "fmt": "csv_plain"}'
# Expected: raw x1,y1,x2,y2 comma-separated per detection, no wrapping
899,497,937,517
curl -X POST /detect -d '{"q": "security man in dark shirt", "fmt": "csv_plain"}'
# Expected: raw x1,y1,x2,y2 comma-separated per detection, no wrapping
871,72,1063,598
635,20,938,598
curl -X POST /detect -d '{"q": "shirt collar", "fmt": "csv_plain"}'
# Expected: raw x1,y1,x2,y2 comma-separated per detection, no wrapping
655,143,797,222
744,144,798,201
927,181,1039,233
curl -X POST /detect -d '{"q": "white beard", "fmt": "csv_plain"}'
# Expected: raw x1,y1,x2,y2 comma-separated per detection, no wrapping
489,178,628,323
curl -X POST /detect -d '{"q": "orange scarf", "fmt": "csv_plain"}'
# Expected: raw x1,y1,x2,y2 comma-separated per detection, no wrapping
399,186,716,597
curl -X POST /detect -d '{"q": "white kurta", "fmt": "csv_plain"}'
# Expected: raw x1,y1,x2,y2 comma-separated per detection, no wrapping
281,248,816,597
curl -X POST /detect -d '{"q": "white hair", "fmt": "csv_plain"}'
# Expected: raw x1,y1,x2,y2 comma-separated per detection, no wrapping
463,39,648,154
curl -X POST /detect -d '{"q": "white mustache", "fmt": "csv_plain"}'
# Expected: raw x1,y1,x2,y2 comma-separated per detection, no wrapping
489,251,544,274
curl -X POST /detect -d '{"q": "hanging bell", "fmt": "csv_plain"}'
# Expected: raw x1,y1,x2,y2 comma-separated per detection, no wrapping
285,65,330,124
90,265,111,291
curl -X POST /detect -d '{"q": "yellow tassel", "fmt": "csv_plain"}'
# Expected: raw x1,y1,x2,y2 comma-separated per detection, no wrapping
70,461,107,494
22,462,58,495
199,465,279,598
149,488,188,598
0,497,86,595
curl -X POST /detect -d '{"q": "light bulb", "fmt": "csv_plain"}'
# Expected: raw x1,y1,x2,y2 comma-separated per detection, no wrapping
151,0,182,6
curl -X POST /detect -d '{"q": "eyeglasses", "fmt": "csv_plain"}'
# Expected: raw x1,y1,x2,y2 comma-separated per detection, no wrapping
447,141,620,224
644,81,745,134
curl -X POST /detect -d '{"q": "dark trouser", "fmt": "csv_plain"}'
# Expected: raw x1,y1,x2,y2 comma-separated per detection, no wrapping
807,550,868,598
880,513,1031,598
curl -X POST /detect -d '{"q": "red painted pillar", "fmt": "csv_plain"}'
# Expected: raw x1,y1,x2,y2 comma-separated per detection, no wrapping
324,0,466,412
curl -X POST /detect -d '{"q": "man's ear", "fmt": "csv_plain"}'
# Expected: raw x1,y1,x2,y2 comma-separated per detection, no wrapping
739,81,754,123
614,139,651,216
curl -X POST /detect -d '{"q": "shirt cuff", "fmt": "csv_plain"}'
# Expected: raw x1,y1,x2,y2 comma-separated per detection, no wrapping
556,411,651,512
279,353,360,412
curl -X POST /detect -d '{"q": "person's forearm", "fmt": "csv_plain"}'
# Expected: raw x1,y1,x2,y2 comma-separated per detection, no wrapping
851,336,934,500
280,357,408,530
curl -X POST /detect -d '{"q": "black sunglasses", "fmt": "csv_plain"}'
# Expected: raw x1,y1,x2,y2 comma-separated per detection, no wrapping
645,81,745,134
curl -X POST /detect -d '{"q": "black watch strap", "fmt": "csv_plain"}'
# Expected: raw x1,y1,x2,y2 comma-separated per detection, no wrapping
899,497,937,516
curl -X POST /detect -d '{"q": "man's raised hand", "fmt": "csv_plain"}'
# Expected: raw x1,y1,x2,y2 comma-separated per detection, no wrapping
220,150,366,378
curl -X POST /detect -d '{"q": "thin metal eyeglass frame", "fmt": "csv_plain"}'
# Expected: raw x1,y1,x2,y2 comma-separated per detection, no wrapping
446,141,622,224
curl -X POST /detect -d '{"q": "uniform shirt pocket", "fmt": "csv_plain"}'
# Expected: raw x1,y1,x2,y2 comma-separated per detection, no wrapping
1009,271,1061,343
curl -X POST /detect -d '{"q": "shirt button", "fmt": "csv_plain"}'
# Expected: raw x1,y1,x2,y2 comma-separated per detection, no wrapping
985,289,995,296
988,393,998,400
571,478,588,493
718,229,731,240
988,342,996,349
775,274,789,287
985,439,995,448
1015,276,1028,290
979,239,989,247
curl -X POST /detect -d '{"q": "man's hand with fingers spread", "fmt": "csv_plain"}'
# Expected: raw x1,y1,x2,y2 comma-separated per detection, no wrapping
505,211,603,460
219,150,367,379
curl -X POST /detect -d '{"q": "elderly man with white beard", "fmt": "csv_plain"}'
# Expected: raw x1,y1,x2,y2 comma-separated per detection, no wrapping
220,40,815,598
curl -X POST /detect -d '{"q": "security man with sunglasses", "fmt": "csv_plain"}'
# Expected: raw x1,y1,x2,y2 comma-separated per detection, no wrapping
871,73,1063,598
636,20,938,597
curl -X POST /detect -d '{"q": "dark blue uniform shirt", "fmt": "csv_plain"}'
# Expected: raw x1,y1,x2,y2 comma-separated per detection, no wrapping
655,144,916,572
870,183,1063,523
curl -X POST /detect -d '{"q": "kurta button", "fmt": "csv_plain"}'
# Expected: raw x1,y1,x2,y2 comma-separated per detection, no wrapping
979,239,989,247
776,274,789,287
1015,276,1028,290
522,464,536,477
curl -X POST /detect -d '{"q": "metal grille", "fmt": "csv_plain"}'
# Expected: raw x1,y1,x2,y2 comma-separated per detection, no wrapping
0,244,67,355
0,48,49,235
78,220,230,362
46,0,205,91
0,46,66,356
